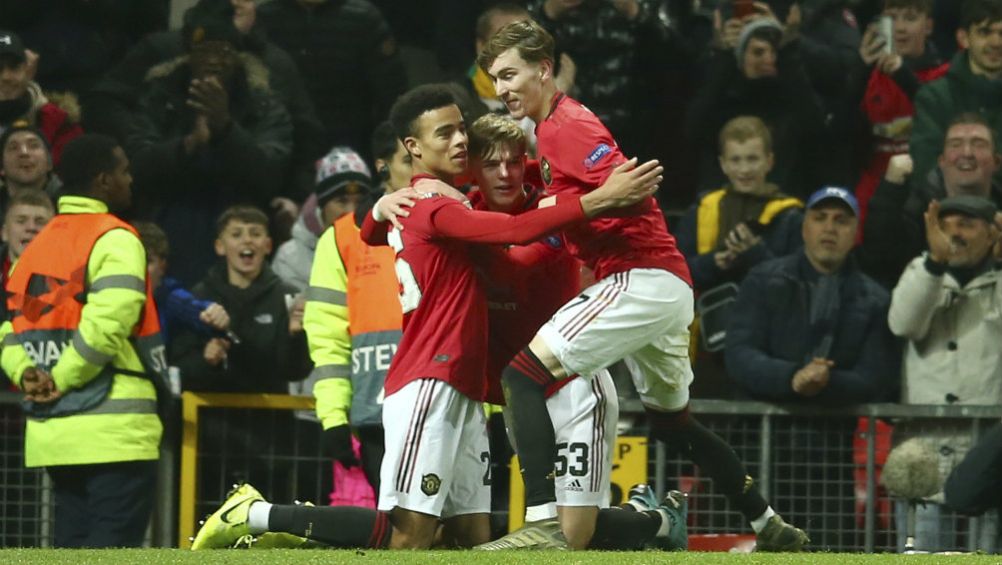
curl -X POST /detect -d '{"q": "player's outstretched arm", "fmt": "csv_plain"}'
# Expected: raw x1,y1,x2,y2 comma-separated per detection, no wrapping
473,238,562,278
579,158,662,218
432,196,585,246
360,204,394,246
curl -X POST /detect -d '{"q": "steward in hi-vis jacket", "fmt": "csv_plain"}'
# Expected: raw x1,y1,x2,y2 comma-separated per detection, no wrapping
304,203,401,491
1,135,166,548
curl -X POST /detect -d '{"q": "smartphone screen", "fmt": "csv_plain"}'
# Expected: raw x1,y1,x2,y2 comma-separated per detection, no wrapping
878,15,894,55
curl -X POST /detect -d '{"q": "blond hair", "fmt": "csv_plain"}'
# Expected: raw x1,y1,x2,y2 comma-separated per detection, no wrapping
718,116,774,154
469,113,527,161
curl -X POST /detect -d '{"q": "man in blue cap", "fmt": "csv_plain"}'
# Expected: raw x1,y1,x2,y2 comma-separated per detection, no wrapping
725,185,899,549
728,186,897,404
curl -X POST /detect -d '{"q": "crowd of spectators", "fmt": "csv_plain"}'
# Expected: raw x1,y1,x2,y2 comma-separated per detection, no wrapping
2,0,1002,553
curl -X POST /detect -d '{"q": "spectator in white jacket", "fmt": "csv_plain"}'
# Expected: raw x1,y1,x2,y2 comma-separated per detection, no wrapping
888,194,1002,553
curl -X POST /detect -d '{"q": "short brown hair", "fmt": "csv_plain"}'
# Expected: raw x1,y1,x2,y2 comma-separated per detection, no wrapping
718,116,774,154
478,19,555,72
946,111,997,150
469,113,526,161
133,220,169,258
215,204,269,237
883,0,933,14
6,189,53,215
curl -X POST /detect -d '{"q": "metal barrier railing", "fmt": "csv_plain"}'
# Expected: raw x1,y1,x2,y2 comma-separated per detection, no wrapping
644,400,1002,553
4,390,999,551
178,392,321,549
0,391,51,547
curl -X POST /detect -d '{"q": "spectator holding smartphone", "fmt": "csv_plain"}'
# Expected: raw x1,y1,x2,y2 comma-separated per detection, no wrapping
687,2,827,198
852,0,948,232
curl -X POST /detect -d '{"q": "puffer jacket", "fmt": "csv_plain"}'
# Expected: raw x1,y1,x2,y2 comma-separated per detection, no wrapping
889,256,1002,407
676,187,804,291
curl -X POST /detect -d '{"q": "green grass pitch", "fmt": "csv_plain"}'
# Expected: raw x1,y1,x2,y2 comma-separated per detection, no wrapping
2,550,1002,565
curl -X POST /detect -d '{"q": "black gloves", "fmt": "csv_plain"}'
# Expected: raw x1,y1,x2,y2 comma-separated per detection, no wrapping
323,425,359,467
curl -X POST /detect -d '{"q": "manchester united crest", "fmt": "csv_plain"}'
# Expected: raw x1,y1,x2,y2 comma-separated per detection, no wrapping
421,473,442,496
540,157,551,185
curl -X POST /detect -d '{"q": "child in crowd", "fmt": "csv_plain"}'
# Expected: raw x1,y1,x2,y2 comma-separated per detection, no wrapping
169,205,310,393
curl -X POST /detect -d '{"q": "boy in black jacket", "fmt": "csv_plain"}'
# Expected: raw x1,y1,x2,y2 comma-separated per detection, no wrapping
172,205,311,392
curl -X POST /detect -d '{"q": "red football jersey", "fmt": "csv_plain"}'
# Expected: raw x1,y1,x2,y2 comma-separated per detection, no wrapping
536,93,692,285
365,178,587,401
469,189,580,404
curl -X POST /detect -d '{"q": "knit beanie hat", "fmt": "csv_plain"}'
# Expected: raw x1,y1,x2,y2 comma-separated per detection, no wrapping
735,18,783,62
314,146,372,206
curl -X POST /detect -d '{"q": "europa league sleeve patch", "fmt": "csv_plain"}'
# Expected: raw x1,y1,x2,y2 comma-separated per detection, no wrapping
583,143,612,170
421,473,442,496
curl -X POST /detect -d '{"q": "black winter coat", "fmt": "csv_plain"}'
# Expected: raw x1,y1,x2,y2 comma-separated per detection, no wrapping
127,56,292,285
725,252,899,404
172,264,310,393
686,44,826,198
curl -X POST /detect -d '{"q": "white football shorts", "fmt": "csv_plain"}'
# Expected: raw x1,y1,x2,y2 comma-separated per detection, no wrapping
379,378,491,518
538,268,694,412
548,369,618,507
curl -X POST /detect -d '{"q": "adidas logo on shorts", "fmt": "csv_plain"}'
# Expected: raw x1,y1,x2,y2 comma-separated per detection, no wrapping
565,479,584,492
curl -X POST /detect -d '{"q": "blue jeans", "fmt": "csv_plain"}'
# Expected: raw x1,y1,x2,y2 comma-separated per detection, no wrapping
895,500,1000,553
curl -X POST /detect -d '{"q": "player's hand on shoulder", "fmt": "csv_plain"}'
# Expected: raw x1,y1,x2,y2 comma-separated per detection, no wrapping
414,178,469,205
375,187,419,230
608,158,663,204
